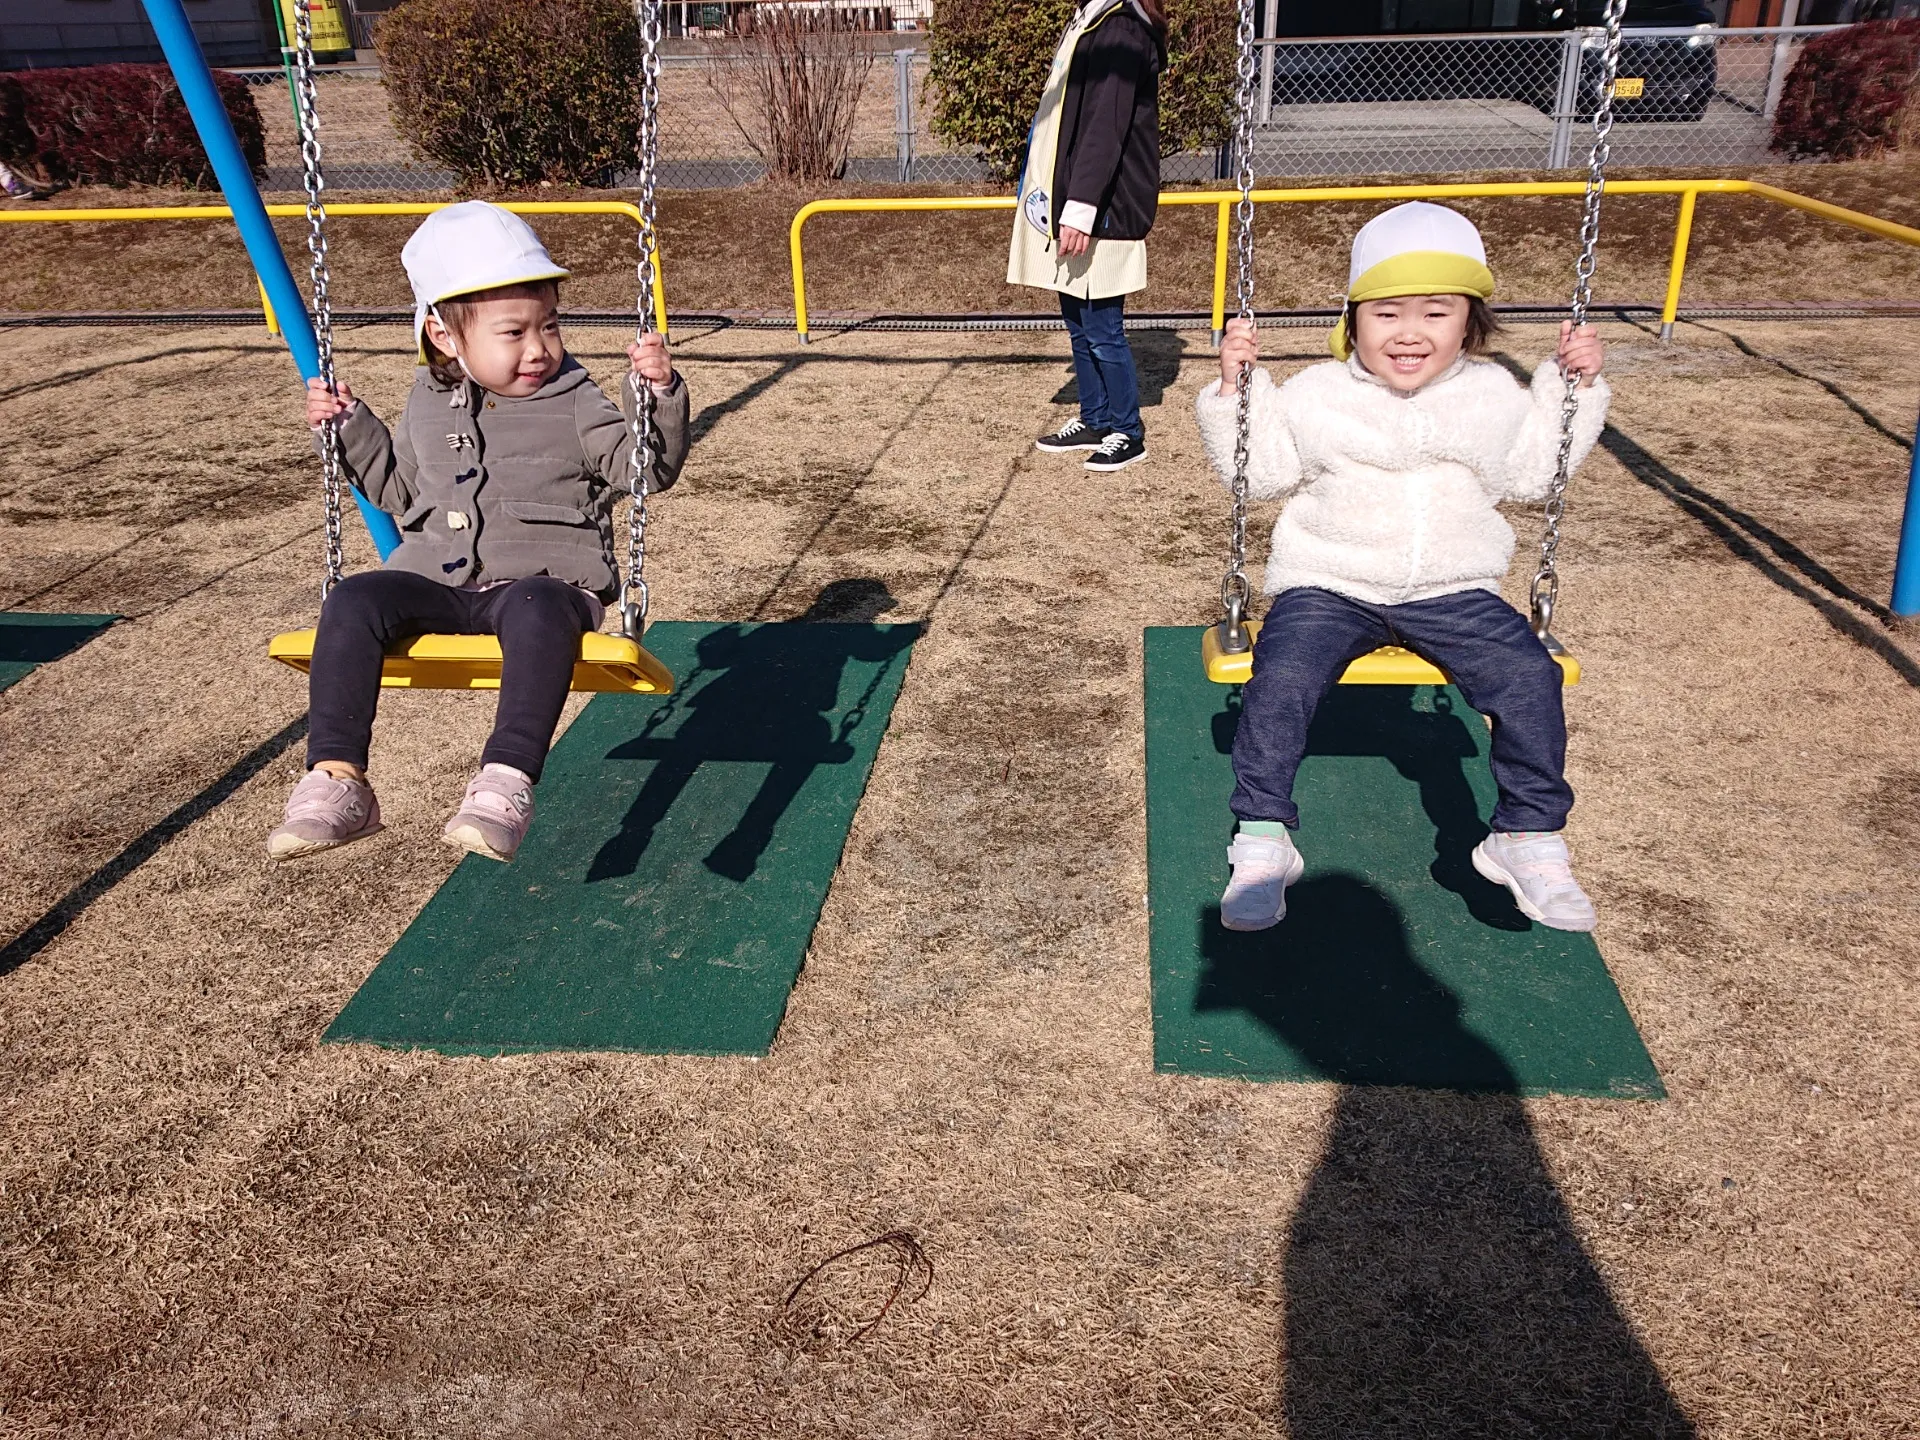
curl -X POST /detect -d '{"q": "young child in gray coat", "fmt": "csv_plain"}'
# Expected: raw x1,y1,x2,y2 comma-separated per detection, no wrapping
268,202,691,865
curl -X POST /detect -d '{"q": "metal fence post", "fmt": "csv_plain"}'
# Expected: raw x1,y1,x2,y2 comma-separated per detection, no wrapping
1258,0,1276,124
1763,3,1802,122
894,48,916,184
1547,29,1583,171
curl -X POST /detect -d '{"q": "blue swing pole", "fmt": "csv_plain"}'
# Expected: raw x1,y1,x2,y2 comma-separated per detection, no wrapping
1895,404,1920,617
140,0,399,557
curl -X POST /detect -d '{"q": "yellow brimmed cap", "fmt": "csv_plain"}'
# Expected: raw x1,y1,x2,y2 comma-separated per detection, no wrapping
1329,202,1495,360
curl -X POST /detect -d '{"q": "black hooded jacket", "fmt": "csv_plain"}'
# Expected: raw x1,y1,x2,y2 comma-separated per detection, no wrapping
1048,0,1165,243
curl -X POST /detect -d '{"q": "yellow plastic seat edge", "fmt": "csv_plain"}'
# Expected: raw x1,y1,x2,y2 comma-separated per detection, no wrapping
1200,621,1580,686
268,628,676,695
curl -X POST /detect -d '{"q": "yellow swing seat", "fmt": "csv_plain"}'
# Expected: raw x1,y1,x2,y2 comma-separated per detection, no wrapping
1201,620,1581,687
268,628,676,695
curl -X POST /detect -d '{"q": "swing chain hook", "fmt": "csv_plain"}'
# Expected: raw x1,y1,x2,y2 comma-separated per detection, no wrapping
1531,0,1625,643
1214,0,1259,658
622,0,665,642
292,0,344,599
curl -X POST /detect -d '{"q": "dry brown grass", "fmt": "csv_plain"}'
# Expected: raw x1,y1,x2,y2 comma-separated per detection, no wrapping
2,242,1919,1432
2,154,1918,320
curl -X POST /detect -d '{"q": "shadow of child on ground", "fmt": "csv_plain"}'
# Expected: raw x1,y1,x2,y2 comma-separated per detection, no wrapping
587,579,916,884
1212,683,1528,930
1198,878,1694,1437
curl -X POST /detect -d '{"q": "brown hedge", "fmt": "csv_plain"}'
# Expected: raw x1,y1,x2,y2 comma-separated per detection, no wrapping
0,64,265,188
1771,18,1920,161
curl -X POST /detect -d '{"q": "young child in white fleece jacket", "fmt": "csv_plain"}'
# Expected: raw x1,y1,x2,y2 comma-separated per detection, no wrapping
1194,201,1609,934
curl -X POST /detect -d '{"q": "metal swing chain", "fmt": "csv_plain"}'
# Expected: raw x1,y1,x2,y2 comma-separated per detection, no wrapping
1531,0,1626,642
292,0,344,596
1217,0,1260,653
622,0,665,641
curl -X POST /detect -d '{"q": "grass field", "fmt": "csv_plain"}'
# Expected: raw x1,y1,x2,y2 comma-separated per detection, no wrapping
3,156,1919,320
2,170,1919,1434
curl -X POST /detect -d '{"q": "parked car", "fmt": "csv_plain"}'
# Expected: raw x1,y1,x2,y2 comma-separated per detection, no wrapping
1537,1,1720,121
1266,0,1719,123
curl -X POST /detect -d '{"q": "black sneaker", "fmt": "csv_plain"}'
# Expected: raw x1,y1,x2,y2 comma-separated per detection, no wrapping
1036,418,1102,452
1084,431,1147,472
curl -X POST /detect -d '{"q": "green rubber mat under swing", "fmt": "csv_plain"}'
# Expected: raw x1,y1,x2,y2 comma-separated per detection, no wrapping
0,613,118,693
1143,627,1663,1098
325,620,918,1056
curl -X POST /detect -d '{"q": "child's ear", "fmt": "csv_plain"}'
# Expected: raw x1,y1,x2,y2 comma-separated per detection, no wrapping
423,313,456,354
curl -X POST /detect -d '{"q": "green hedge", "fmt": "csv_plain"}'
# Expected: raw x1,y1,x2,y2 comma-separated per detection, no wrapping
380,0,643,187
928,0,1236,184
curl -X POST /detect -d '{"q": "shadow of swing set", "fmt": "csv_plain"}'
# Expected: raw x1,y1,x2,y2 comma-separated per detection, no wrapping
137,0,1659,1085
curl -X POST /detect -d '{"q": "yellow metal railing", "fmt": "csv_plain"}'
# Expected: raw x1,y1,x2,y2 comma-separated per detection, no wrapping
788,178,1920,343
0,200,669,335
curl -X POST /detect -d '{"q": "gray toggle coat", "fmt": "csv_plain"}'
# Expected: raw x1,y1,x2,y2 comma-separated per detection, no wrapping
323,356,691,602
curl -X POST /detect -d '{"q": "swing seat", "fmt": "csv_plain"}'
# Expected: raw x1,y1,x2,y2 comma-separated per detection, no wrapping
1201,621,1581,687
268,629,676,695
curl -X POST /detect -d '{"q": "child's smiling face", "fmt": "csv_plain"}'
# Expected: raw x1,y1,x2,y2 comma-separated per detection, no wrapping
426,292,565,396
1353,294,1471,393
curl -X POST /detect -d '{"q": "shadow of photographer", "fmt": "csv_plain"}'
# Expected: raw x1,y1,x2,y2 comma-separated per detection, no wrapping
1198,878,1692,1435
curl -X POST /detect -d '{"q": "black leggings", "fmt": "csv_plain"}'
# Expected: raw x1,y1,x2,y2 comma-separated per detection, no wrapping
306,570,596,782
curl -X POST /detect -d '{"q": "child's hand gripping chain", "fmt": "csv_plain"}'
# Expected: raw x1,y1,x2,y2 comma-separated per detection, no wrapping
627,332,674,391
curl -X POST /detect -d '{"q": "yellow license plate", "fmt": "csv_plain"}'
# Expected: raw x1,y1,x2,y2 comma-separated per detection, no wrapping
1614,77,1646,98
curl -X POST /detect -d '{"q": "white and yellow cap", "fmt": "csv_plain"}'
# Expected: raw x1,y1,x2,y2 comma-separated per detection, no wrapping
1329,201,1495,360
401,201,570,361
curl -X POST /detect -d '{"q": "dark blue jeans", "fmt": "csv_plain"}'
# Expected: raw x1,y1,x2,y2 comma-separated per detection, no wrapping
1059,291,1142,441
1231,586,1573,833
307,569,596,782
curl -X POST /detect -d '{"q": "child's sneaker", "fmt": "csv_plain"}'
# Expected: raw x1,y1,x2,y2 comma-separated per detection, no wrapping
443,763,535,863
1472,831,1597,931
267,768,382,860
1221,830,1306,932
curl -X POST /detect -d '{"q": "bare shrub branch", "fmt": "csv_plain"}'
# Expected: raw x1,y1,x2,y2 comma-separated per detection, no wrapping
703,6,876,184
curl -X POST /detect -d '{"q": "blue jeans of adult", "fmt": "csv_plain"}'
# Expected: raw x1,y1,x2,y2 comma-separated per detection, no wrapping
1059,291,1143,441
1230,585,1573,833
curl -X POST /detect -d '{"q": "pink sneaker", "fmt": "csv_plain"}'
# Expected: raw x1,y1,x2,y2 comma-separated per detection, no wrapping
443,763,535,863
268,768,382,860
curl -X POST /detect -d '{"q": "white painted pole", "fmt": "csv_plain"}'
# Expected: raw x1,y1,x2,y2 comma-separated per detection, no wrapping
1762,0,1802,121
1259,0,1277,123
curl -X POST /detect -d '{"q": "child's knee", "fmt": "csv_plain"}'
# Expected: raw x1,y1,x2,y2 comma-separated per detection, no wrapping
318,570,393,626
499,577,590,628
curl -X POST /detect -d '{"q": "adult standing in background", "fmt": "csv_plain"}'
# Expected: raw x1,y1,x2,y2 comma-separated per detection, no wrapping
1010,0,1166,473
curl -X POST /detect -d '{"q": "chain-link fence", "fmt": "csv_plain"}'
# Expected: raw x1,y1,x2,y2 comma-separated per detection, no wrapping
232,24,1851,195
235,53,976,192
1244,25,1846,175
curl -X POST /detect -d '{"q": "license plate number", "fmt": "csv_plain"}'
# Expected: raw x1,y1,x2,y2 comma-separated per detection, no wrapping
1614,77,1646,98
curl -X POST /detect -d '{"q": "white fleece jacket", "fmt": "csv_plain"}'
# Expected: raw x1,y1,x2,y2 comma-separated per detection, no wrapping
1194,354,1610,606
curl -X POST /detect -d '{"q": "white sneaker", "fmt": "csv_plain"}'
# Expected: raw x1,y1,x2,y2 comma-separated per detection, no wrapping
1220,831,1306,932
1472,831,1597,932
